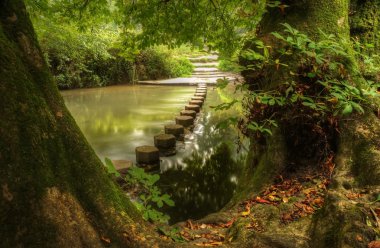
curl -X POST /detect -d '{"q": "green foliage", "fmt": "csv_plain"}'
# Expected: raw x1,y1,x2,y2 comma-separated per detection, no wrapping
35,19,133,89
157,227,184,242
136,47,193,80
217,24,380,136
104,159,174,223
118,0,265,57
353,39,380,82
218,59,244,72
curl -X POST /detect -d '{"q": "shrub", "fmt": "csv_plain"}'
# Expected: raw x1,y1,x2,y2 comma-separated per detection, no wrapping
35,20,133,89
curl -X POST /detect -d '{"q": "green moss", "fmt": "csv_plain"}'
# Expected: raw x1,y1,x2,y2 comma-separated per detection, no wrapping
0,1,146,247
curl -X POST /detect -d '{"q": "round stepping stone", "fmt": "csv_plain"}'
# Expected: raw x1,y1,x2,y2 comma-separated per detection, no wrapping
154,134,177,157
164,124,184,138
180,109,197,118
192,96,204,101
189,100,203,107
175,116,194,127
135,146,160,166
195,93,207,98
196,90,207,94
112,160,133,175
154,134,176,148
185,104,200,113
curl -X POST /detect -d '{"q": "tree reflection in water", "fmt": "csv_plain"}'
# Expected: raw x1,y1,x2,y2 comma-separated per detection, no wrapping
158,143,245,224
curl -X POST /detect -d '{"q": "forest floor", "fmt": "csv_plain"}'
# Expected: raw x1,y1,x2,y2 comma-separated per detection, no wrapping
153,159,380,247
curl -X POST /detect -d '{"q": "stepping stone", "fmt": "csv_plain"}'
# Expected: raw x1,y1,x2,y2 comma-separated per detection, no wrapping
196,89,207,94
175,115,194,127
195,93,207,98
180,109,197,118
192,96,204,101
189,100,203,107
185,104,200,113
135,146,160,170
164,124,185,140
154,134,177,156
154,134,176,148
197,86,207,89
112,160,133,175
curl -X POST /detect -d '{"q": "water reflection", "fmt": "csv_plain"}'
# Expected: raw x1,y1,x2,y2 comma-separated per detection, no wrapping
62,84,247,223
61,85,196,161
159,144,245,224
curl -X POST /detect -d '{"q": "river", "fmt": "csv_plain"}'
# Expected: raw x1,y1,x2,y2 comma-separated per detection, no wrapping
62,84,246,223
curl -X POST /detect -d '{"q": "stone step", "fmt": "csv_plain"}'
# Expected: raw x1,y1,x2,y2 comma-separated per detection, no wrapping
194,67,219,72
188,55,218,63
192,74,233,79
192,62,219,68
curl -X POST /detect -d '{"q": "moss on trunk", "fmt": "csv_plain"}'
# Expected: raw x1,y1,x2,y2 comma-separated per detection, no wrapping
236,1,380,247
0,1,158,247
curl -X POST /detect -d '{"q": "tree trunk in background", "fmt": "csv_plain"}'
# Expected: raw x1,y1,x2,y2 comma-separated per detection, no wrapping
239,0,380,247
350,0,380,81
0,1,153,247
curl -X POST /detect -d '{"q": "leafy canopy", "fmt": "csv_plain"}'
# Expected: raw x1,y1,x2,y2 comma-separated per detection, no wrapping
26,0,265,56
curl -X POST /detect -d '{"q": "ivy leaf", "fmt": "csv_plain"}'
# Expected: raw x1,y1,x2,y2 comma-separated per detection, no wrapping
104,157,120,177
341,104,353,115
162,194,175,207
307,72,316,78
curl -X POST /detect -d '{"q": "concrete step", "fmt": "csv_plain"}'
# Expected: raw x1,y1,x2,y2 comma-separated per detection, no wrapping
193,67,219,73
191,74,232,79
192,70,222,75
192,62,219,68
189,55,218,63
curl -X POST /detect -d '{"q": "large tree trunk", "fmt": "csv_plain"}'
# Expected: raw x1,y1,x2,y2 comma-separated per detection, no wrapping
0,1,155,247
238,0,380,247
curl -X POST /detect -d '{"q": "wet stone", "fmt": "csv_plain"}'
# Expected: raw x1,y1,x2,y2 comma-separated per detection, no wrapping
192,96,205,101
154,134,177,157
175,115,194,127
154,134,176,149
164,124,185,140
189,100,203,107
135,146,160,170
180,109,197,119
195,93,207,98
185,104,201,113
112,160,133,175
196,89,207,93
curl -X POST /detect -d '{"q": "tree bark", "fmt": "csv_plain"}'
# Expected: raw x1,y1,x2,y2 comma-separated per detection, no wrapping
238,1,380,247
0,1,153,247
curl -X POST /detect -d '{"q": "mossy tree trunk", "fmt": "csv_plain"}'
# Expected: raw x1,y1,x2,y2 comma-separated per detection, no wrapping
239,1,380,247
0,1,157,247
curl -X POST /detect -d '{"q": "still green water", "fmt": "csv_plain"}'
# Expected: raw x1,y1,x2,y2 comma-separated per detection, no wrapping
62,84,246,223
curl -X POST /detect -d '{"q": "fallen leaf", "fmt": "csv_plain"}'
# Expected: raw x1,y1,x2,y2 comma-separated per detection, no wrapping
255,196,271,204
282,197,289,203
100,236,111,244
356,235,363,242
195,241,223,246
56,111,63,118
282,213,292,222
241,203,251,217
220,218,235,228
187,220,194,230
200,224,207,229
368,240,380,248
345,193,362,200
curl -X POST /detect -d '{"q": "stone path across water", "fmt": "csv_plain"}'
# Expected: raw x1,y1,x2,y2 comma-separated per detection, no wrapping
134,83,208,171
